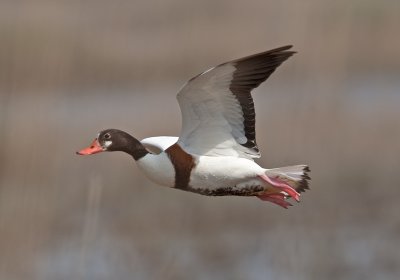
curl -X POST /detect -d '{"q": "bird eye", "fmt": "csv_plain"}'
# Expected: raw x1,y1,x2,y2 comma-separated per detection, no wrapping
104,133,111,140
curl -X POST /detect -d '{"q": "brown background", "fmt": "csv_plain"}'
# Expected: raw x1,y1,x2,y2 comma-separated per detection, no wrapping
1,0,399,279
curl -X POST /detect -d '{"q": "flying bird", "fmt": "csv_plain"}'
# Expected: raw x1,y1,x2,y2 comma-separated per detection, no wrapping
77,45,310,208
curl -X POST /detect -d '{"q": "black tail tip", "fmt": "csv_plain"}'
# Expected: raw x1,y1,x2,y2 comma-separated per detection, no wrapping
297,166,311,193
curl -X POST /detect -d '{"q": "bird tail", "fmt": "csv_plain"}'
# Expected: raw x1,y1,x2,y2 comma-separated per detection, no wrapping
264,164,311,193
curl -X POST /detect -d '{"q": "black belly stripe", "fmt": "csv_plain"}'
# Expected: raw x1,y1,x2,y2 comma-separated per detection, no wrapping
189,185,265,196
165,143,196,189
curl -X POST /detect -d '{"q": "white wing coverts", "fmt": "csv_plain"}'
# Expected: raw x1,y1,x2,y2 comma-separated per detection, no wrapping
176,46,295,159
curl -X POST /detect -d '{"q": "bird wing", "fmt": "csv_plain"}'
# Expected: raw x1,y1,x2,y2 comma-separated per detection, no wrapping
176,45,295,159
141,136,178,154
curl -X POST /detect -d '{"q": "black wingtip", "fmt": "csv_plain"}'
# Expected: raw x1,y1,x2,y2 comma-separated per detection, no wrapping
230,45,296,64
269,45,297,58
270,45,293,52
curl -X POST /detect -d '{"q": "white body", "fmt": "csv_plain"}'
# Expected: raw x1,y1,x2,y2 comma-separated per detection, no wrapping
137,152,267,190
136,152,175,187
190,155,265,190
137,137,267,191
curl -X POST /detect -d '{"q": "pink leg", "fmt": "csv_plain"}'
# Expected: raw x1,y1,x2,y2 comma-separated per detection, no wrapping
258,174,300,202
257,193,293,209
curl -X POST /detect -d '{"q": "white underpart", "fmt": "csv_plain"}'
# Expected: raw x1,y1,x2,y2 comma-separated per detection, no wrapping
136,137,178,187
176,63,259,159
190,155,266,190
136,152,175,187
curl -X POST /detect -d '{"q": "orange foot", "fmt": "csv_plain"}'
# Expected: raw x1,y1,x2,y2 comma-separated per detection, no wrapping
258,174,300,202
257,193,293,209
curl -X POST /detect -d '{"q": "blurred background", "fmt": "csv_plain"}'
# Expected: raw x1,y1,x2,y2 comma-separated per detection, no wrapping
1,0,399,279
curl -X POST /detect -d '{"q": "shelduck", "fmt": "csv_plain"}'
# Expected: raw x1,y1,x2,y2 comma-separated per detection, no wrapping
77,45,310,208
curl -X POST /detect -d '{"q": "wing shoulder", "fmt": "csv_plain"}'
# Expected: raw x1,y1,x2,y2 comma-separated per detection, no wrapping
141,136,178,154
